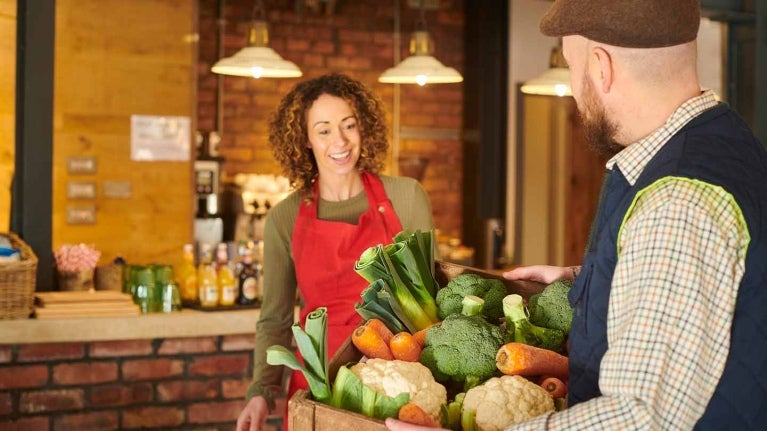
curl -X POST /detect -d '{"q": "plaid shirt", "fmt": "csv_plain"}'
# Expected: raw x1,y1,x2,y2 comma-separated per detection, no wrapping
510,90,751,430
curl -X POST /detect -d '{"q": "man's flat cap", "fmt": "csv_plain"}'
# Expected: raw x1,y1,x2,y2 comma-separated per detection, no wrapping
540,0,701,48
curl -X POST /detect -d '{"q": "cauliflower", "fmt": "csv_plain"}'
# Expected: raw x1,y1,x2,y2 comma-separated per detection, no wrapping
350,358,447,423
461,375,554,431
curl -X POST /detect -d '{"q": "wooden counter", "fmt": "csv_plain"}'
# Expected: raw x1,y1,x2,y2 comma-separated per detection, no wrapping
0,308,262,344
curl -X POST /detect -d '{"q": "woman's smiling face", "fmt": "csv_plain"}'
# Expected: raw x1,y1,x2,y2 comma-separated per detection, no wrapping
306,93,361,179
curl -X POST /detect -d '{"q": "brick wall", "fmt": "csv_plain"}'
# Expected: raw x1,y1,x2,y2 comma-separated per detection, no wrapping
0,335,284,431
197,0,466,238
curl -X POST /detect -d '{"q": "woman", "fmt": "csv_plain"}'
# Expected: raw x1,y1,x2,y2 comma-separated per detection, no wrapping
236,73,435,431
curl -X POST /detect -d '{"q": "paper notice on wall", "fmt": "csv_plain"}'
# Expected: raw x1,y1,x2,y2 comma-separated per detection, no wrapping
130,115,191,161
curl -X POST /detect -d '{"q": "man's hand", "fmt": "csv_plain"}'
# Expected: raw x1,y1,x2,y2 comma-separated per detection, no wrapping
502,265,574,284
385,418,448,431
236,396,269,431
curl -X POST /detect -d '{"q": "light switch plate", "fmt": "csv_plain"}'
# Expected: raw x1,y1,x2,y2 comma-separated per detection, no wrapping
103,181,132,199
67,156,97,174
66,205,96,225
67,181,96,199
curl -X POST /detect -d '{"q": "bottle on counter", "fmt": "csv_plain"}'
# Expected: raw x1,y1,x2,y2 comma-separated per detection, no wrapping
177,243,197,303
197,244,219,307
216,243,237,307
237,246,260,306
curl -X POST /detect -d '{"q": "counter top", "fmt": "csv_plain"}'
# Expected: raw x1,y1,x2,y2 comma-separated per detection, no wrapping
0,308,263,344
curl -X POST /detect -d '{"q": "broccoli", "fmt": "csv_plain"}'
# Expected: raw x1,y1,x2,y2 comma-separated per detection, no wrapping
503,294,565,352
420,295,505,391
436,274,507,323
528,279,574,335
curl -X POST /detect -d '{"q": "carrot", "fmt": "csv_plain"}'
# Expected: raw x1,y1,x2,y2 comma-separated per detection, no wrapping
539,376,568,398
389,332,422,362
412,321,441,347
398,402,440,427
495,342,569,379
352,323,394,360
365,318,394,345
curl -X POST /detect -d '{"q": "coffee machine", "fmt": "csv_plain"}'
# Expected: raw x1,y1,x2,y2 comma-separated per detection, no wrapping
221,174,291,244
193,132,224,246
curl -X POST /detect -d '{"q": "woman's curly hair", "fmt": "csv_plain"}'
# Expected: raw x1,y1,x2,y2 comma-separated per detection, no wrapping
268,73,389,195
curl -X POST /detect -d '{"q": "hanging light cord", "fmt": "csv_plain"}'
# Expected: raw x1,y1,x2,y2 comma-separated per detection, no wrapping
416,0,428,32
252,0,266,22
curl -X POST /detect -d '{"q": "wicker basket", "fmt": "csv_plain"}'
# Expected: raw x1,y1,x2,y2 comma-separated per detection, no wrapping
0,232,38,319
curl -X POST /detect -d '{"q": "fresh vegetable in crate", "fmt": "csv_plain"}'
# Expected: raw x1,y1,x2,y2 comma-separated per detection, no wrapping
503,294,565,352
495,342,569,380
266,307,443,423
460,375,555,431
332,359,447,423
354,230,441,333
351,318,396,360
436,273,507,323
329,363,411,420
419,296,505,391
266,307,331,403
527,279,574,335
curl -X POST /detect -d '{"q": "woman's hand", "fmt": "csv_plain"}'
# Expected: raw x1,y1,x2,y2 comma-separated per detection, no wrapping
236,396,269,431
502,265,575,284
385,418,448,431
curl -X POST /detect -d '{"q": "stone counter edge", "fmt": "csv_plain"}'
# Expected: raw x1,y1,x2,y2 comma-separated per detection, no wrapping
0,308,262,344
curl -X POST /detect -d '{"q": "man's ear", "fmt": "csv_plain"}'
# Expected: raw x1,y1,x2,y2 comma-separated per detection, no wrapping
591,46,614,93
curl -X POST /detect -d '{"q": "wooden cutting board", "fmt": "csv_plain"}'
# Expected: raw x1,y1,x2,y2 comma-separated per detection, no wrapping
34,291,140,319
35,290,133,306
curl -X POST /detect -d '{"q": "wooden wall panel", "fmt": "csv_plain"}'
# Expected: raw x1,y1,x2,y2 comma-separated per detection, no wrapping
53,0,196,268
518,96,554,265
517,95,606,267
0,0,15,232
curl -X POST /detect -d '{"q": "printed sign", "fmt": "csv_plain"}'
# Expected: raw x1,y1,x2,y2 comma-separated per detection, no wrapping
130,115,191,161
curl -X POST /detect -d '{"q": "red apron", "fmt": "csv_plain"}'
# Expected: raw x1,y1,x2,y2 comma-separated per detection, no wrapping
286,172,403,425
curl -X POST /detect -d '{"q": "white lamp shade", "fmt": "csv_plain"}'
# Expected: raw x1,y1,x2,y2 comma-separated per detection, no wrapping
211,46,302,78
520,67,572,97
379,55,463,86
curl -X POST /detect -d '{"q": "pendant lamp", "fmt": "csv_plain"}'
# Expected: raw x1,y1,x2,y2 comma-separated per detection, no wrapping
211,1,302,79
378,4,462,86
521,44,571,97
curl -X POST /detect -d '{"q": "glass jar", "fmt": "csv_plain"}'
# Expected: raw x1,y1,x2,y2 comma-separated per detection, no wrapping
133,266,159,314
154,264,181,313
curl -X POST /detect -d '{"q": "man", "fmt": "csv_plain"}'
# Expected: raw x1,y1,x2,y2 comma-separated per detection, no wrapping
387,0,767,429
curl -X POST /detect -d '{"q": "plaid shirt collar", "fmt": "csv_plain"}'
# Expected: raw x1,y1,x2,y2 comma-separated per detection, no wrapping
606,90,719,185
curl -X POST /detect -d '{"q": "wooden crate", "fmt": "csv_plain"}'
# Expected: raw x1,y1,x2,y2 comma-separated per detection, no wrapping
288,261,545,431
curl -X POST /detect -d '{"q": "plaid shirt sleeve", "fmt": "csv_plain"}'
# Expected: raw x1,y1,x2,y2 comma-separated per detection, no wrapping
507,177,749,430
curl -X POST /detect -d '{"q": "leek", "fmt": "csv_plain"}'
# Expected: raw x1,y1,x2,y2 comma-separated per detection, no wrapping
354,241,438,332
441,392,465,431
384,240,439,322
266,307,331,403
379,249,435,331
330,365,410,420
393,229,439,297
355,280,408,334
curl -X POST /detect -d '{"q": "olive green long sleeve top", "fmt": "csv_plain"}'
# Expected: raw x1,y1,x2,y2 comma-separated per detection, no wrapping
246,175,435,405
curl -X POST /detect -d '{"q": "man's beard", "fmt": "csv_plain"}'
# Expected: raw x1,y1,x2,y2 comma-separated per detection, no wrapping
578,74,623,158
